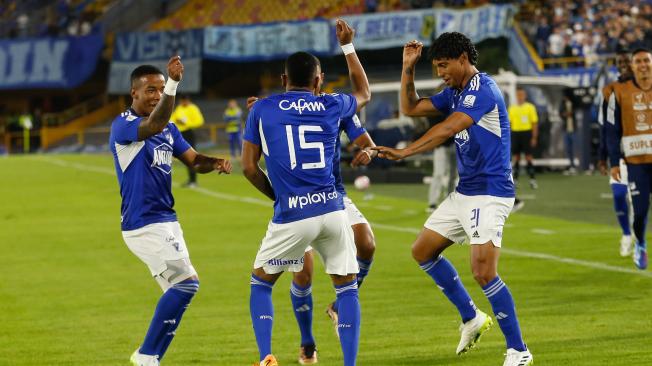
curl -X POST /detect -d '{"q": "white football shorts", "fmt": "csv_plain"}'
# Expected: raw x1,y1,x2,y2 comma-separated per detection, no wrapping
122,221,197,284
609,159,628,185
424,191,514,247
343,196,369,226
304,196,369,253
254,210,358,275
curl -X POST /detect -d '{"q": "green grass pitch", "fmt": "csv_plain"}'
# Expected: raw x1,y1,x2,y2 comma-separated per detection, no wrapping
1,154,651,365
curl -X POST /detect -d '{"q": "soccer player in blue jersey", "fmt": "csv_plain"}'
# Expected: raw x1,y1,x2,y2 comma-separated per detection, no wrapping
109,56,232,366
373,33,533,366
246,96,376,364
241,19,370,366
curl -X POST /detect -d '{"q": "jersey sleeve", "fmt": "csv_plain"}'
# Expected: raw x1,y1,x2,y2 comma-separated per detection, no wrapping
455,87,496,123
341,114,366,142
169,123,191,157
112,114,142,144
333,93,357,120
430,89,451,115
243,105,261,145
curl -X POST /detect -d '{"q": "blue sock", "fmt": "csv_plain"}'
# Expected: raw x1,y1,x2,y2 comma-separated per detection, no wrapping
335,281,360,366
419,256,477,323
356,257,373,287
482,276,526,351
333,257,373,313
139,279,199,358
156,280,200,360
290,282,315,346
611,183,632,236
250,274,274,361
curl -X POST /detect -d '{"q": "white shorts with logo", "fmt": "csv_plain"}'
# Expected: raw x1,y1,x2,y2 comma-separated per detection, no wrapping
122,221,197,284
424,191,514,247
304,196,368,253
609,159,629,185
255,210,358,275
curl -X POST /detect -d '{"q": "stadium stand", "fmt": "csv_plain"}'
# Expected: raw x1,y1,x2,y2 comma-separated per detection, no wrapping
519,0,652,68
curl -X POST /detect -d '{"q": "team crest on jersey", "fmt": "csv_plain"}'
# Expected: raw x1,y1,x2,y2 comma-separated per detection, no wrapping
151,143,174,174
455,129,470,148
163,129,174,145
462,95,476,108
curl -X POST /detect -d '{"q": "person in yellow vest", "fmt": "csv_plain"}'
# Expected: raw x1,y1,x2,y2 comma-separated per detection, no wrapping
224,99,243,158
508,87,539,189
171,95,204,187
604,48,652,270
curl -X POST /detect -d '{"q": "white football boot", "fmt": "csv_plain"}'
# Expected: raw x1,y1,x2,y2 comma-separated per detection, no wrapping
456,309,493,355
620,235,633,257
130,350,159,366
502,348,533,366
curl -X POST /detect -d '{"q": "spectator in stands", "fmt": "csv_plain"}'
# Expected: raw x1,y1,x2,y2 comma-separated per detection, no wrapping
223,99,243,159
171,95,205,187
535,16,552,57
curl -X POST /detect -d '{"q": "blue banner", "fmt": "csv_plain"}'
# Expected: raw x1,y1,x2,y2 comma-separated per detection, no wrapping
0,33,103,90
204,20,332,61
341,10,435,50
109,29,203,94
436,4,515,43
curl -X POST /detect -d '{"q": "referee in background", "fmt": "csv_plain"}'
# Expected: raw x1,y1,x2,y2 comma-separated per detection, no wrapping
171,95,205,187
508,87,539,189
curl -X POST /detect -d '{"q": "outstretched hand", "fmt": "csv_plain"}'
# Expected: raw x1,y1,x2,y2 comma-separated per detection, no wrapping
336,19,355,45
167,55,184,82
215,158,232,174
371,146,407,161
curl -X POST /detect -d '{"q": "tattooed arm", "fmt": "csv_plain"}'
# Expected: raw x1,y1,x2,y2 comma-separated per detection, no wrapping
400,41,440,117
372,112,472,160
137,56,184,140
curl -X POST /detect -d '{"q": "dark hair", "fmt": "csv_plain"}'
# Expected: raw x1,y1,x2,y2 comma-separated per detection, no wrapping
130,65,164,87
285,52,321,87
428,32,478,65
632,48,652,57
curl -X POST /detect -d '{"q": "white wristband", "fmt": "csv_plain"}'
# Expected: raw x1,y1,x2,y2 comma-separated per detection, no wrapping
164,78,179,96
341,43,355,55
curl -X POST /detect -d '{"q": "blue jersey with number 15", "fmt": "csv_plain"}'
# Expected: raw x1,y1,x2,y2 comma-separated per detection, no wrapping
244,91,357,224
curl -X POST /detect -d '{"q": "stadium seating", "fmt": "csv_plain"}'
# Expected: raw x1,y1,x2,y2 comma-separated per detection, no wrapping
151,0,366,30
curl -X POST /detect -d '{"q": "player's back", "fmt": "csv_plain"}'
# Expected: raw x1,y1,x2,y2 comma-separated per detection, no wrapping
244,90,357,223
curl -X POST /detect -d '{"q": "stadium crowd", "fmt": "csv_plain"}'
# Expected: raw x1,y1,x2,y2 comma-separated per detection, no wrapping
522,0,652,66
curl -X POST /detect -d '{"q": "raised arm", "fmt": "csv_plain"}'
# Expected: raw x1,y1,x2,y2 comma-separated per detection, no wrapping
336,19,370,111
137,56,184,140
401,41,439,117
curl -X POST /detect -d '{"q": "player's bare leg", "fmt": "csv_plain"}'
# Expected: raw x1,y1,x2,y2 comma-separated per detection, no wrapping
471,242,532,365
412,229,489,355
250,268,283,365
291,252,318,364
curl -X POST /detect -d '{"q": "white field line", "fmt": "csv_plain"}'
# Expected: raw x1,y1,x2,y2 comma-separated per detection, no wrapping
37,156,652,279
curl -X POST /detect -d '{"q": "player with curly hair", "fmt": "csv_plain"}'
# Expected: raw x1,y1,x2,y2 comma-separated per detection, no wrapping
373,32,533,366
